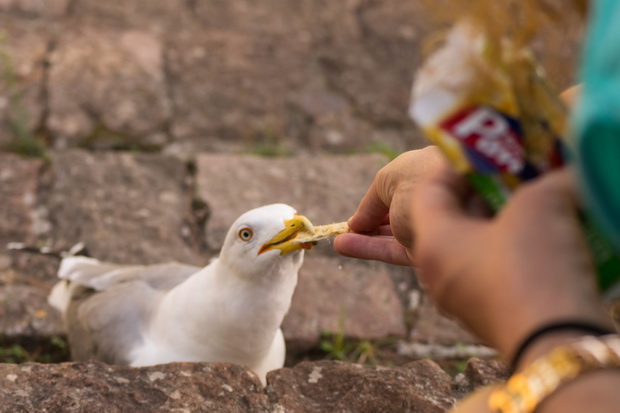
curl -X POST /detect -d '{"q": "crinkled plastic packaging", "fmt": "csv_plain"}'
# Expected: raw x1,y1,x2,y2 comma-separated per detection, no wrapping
410,22,566,209
409,21,620,297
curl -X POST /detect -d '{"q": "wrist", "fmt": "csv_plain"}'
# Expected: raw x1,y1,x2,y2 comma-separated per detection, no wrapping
489,334,620,413
487,292,614,367
513,330,594,372
509,320,617,373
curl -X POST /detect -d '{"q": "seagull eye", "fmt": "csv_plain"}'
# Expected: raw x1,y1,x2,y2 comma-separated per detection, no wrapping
238,228,253,242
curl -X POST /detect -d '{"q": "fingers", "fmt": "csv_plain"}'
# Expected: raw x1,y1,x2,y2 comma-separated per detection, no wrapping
536,168,578,207
348,147,446,234
410,166,483,278
334,233,413,266
411,166,473,229
501,168,579,225
347,161,395,233
560,84,581,107
342,224,394,237
347,183,390,234
376,224,394,236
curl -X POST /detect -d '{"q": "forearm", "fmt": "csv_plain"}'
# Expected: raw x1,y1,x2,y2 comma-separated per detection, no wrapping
538,370,620,413
516,331,620,412
453,370,620,413
454,331,620,413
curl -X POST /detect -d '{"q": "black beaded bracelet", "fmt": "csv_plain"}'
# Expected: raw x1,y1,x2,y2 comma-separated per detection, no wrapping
509,321,615,373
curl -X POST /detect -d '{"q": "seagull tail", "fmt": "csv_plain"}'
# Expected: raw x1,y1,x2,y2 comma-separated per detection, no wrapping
58,256,103,280
47,280,74,316
49,255,113,314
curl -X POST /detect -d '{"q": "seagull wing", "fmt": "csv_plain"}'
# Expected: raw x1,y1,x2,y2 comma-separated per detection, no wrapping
56,258,202,365
57,256,201,291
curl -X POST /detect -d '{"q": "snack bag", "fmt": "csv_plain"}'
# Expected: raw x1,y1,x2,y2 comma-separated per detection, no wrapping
410,22,566,210
409,21,620,297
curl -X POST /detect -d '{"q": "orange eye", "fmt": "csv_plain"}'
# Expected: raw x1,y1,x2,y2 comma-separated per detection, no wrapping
238,228,253,241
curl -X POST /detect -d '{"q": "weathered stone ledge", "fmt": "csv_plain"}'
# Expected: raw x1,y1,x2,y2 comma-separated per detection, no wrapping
0,358,508,413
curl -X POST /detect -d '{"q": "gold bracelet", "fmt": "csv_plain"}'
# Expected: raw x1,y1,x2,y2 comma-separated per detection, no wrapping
488,334,620,413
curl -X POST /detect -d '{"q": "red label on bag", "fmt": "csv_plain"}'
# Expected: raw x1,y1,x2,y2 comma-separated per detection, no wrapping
440,106,525,174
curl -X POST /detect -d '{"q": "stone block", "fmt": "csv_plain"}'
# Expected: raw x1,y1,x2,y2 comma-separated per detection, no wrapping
283,256,407,352
47,30,170,149
267,359,456,413
42,150,198,265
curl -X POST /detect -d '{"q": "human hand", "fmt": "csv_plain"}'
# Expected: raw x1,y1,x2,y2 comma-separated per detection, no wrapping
334,85,581,267
560,84,581,107
334,146,445,266
410,166,613,358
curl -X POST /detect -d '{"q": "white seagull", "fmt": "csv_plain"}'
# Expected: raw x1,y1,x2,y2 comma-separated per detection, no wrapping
48,203,315,384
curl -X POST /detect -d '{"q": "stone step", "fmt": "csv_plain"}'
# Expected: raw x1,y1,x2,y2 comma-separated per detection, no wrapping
0,358,508,412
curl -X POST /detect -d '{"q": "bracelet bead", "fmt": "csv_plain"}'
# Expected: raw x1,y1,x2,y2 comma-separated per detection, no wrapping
489,335,620,413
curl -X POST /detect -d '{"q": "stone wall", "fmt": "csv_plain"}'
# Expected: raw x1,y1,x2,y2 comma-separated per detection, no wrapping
0,0,583,156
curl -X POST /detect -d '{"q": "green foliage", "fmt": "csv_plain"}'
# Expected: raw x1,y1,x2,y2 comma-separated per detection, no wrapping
366,142,402,161
252,141,290,157
82,124,158,152
318,312,398,365
320,330,379,365
0,344,28,363
50,335,68,350
453,359,469,374
0,31,48,159
245,122,292,157
0,336,70,364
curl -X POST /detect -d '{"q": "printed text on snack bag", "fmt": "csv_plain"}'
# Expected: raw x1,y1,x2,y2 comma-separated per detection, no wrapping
441,106,525,174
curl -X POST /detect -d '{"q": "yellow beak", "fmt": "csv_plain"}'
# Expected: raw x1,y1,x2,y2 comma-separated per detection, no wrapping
259,215,316,255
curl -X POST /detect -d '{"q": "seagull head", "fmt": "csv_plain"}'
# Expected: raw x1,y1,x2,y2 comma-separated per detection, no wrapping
219,204,314,276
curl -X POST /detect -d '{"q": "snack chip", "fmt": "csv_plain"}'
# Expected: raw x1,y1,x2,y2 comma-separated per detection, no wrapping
291,222,349,244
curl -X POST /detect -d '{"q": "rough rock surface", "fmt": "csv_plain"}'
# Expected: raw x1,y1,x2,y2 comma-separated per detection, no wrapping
409,294,477,345
0,21,48,150
0,153,55,285
0,0,584,154
0,0,69,16
0,361,269,413
47,29,171,149
0,153,43,249
39,150,199,266
0,358,508,412
285,256,407,352
0,280,63,341
266,359,457,413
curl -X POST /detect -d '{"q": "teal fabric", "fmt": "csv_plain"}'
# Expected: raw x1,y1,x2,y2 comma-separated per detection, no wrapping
573,0,620,253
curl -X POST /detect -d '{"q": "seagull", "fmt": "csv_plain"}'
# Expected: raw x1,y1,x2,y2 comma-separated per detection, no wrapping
47,203,315,384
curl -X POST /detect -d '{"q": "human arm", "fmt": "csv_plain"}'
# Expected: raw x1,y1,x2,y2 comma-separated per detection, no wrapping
410,166,620,412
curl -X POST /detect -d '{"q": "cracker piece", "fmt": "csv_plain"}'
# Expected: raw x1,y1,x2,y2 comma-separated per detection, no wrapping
292,221,349,244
